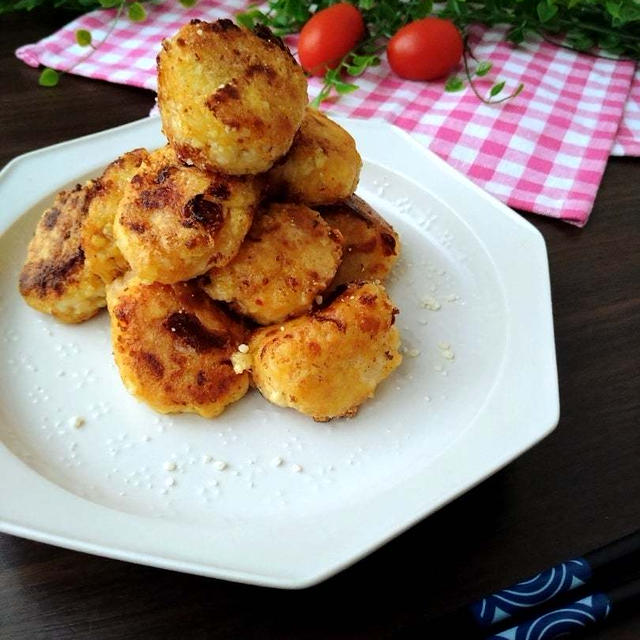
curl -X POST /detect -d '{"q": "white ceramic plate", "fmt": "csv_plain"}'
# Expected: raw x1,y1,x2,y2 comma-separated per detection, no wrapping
0,116,558,588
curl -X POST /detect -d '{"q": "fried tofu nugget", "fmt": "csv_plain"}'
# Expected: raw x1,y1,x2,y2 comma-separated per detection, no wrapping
107,275,250,417
19,182,106,323
82,148,148,284
202,203,343,325
157,19,307,175
250,282,402,421
113,146,261,284
267,108,362,205
319,195,400,288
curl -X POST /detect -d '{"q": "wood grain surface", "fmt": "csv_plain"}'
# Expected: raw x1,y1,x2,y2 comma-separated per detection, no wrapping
1,10,639,640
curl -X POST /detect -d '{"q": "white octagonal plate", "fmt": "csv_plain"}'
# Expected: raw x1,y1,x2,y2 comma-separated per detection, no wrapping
0,116,558,588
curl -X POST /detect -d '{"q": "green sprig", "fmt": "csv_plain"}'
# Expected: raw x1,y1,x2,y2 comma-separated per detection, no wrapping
37,0,130,87
237,0,640,106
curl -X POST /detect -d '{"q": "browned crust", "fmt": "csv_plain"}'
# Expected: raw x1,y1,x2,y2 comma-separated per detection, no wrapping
114,146,260,283
318,195,401,288
319,195,399,257
157,19,306,175
249,281,402,421
108,277,249,415
203,203,344,325
19,181,105,322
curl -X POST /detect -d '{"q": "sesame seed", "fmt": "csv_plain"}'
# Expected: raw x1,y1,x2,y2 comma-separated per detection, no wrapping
237,343,249,354
164,461,177,472
291,464,303,473
420,296,441,311
271,456,283,467
315,295,323,305
213,460,227,471
202,454,212,463
69,416,85,429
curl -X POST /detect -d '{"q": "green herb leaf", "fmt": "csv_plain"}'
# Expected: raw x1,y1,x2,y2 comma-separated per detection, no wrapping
235,13,252,28
566,28,594,51
537,0,558,23
75,28,92,46
333,79,359,94
445,76,465,92
346,53,380,75
475,60,492,76
489,80,505,97
38,67,60,87
605,0,622,20
236,8,264,28
506,24,526,45
445,0,461,17
98,0,121,8
179,0,197,6
128,1,146,21
408,0,432,20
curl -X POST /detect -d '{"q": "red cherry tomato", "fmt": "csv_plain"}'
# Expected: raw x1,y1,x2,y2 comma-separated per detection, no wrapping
387,17,463,81
298,3,365,76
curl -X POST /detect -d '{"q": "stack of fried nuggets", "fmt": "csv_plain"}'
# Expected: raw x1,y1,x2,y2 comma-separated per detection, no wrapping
19,19,403,422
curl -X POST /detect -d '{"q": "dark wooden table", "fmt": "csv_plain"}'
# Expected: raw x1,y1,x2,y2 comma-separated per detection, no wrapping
1,10,639,640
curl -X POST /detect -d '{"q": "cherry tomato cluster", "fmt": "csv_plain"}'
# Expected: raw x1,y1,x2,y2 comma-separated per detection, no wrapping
298,3,463,82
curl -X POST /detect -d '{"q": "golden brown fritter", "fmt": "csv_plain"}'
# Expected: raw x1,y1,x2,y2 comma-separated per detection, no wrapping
19,181,106,323
113,146,261,284
157,19,308,175
319,195,400,288
82,148,148,284
107,275,250,418
266,108,362,205
250,281,402,421
202,203,343,325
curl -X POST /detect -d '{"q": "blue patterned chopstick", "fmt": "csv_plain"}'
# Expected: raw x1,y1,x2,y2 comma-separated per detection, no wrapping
469,528,640,628
393,528,640,638
487,577,640,640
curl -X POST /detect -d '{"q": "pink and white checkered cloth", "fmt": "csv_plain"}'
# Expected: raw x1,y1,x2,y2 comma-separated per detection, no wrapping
16,0,639,226
611,69,640,156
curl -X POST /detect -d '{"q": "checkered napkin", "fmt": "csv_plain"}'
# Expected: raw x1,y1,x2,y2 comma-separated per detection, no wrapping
16,0,639,226
611,69,640,157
